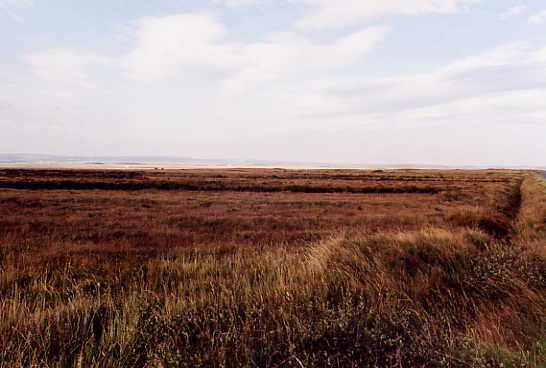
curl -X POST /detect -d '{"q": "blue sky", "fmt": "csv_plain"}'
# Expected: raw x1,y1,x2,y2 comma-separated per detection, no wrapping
1,0,546,166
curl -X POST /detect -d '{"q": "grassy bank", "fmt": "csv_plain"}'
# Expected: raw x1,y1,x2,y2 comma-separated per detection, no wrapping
0,170,544,367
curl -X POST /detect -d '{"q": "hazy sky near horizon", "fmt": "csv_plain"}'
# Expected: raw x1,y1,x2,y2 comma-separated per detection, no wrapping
1,0,546,165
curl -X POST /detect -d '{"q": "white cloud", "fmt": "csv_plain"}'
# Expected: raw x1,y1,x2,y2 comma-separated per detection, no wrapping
0,0,32,22
122,12,390,90
7,7,546,165
25,49,107,88
289,0,480,29
222,0,258,7
123,13,237,81
320,42,546,118
0,0,33,9
499,5,527,20
18,12,390,143
0,0,32,6
298,42,546,165
224,26,390,93
529,9,546,24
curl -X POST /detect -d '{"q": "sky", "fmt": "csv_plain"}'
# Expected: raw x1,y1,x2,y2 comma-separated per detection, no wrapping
1,0,546,166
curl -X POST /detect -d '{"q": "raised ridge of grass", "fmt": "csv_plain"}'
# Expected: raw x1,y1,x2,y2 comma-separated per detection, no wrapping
0,179,443,194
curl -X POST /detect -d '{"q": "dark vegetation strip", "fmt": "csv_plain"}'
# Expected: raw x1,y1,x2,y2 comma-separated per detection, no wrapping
153,172,511,183
0,180,442,194
0,169,144,179
0,169,512,183
222,175,511,183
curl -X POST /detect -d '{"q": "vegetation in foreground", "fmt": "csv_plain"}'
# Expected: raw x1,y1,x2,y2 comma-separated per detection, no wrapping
0,169,544,367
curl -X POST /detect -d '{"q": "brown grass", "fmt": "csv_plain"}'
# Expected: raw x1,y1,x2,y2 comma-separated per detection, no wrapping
0,168,544,367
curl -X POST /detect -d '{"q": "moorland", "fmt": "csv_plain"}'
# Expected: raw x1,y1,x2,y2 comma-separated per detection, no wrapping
0,168,544,367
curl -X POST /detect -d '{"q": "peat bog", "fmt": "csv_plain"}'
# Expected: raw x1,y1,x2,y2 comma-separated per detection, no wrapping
0,168,544,367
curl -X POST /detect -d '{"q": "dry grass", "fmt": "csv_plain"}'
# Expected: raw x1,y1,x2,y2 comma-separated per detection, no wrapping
0,169,544,367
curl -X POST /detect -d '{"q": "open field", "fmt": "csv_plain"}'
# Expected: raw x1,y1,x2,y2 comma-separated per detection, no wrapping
0,168,544,367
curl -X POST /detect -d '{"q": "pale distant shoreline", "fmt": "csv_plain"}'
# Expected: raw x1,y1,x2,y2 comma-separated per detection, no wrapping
0,162,386,170
1,154,544,170
0,162,339,170
0,161,544,171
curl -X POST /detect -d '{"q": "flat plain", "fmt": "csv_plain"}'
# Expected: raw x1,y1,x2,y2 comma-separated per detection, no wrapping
0,168,544,367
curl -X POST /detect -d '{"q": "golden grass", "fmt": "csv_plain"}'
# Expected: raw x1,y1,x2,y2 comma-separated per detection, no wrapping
0,168,544,367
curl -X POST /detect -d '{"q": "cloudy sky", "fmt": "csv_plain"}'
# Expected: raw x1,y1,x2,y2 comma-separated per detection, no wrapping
1,0,545,166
